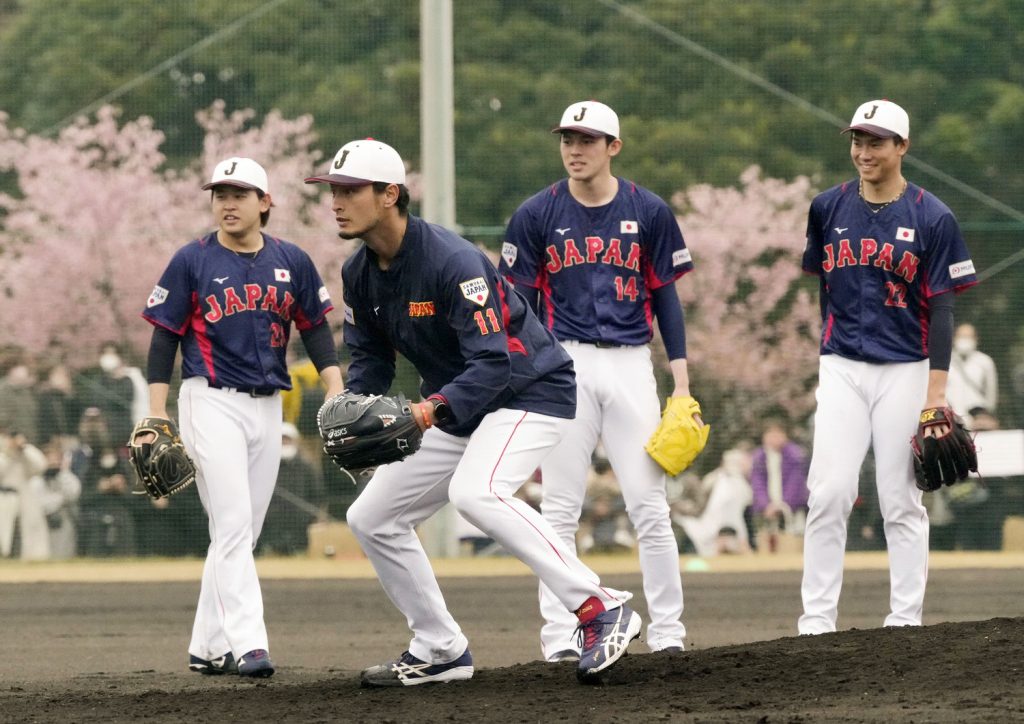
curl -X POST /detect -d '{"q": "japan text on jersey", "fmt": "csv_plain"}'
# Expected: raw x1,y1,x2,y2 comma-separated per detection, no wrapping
142,232,333,390
802,181,977,363
501,178,693,346
341,216,575,437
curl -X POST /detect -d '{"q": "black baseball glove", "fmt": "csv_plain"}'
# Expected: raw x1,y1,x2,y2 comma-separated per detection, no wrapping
127,417,197,499
911,406,978,492
317,392,423,472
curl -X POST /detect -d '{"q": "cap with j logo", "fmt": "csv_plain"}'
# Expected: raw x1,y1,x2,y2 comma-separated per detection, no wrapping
201,157,270,194
552,100,620,139
843,100,910,140
304,139,406,186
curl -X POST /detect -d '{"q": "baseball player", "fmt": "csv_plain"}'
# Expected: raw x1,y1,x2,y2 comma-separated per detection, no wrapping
141,157,343,676
500,101,695,659
305,138,641,686
799,100,977,634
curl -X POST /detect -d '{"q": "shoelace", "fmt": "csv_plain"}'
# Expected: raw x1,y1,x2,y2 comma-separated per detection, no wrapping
574,618,602,651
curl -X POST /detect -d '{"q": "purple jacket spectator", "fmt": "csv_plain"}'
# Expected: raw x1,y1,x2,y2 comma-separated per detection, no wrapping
750,442,808,513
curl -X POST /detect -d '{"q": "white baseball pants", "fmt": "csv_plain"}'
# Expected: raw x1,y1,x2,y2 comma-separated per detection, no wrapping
538,342,685,657
346,408,629,665
179,377,282,660
799,355,930,634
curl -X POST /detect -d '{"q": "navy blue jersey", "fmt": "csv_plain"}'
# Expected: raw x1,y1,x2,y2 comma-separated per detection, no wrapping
802,180,977,363
501,178,693,345
342,215,576,437
143,232,333,389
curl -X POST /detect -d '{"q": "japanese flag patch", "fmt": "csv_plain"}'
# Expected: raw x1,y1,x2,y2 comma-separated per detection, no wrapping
501,242,518,268
949,260,976,279
620,220,638,234
147,285,168,308
275,268,291,282
896,227,916,242
459,277,490,306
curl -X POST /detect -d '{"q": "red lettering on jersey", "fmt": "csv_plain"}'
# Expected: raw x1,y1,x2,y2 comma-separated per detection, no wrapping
585,236,604,264
222,287,246,316
835,239,856,268
822,244,836,273
279,291,295,321
261,285,280,315
859,238,878,265
408,301,436,317
874,243,895,271
894,251,920,283
562,239,585,268
245,283,262,310
545,245,563,274
624,242,641,272
601,238,624,266
204,295,224,323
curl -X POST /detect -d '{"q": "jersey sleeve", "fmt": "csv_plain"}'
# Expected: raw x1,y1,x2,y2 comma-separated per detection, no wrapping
801,197,826,275
921,210,978,297
435,250,517,422
290,247,334,330
642,194,693,290
501,200,545,289
341,264,396,396
141,246,194,335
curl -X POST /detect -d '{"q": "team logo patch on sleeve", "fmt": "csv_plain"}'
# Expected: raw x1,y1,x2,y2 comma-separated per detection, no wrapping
318,285,330,303
275,268,291,282
501,242,518,268
147,285,168,308
620,220,638,234
459,277,490,306
672,249,692,267
949,260,976,279
343,305,354,324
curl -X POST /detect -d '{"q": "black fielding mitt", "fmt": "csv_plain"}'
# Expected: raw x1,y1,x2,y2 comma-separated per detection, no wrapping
317,392,422,472
911,406,978,492
127,417,197,499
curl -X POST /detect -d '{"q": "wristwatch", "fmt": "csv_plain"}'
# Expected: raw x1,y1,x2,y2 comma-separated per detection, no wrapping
430,398,451,424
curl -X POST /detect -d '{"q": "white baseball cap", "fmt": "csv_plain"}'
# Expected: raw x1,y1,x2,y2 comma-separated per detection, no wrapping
552,100,620,139
843,100,910,140
201,157,270,194
304,138,406,186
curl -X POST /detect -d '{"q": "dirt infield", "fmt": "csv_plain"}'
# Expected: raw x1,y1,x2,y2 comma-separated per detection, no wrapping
1,558,1022,722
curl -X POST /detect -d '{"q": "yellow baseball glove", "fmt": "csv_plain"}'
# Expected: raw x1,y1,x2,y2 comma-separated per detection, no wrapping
644,395,710,476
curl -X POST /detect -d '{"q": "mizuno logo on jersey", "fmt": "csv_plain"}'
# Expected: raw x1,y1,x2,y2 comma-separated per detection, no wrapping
214,276,229,284
822,239,920,283
204,284,296,323
409,301,436,317
834,227,848,235
545,237,640,275
555,227,571,236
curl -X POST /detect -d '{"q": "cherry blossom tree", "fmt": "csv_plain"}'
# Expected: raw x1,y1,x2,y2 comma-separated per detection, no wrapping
662,166,822,458
0,103,362,365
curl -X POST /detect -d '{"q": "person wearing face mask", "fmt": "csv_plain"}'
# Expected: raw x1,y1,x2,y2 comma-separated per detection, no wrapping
73,407,137,557
76,343,138,449
946,323,998,425
0,352,40,445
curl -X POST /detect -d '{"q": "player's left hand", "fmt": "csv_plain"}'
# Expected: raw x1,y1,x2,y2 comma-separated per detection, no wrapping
911,406,977,491
644,395,710,477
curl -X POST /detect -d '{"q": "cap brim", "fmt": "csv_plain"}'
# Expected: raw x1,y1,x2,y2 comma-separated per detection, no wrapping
842,124,900,138
201,180,263,191
551,125,610,138
303,174,375,186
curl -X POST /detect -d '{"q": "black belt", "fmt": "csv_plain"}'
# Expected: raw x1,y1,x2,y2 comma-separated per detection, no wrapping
572,339,624,349
209,382,279,397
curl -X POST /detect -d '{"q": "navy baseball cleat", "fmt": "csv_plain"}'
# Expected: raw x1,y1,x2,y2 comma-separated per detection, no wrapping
576,604,642,684
237,649,275,678
360,649,474,687
188,652,236,675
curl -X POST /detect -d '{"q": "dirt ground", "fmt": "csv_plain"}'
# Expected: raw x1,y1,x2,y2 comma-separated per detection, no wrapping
1,565,1022,722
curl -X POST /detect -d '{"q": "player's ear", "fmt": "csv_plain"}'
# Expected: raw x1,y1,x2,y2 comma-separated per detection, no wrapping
896,137,911,156
607,138,623,157
259,192,273,211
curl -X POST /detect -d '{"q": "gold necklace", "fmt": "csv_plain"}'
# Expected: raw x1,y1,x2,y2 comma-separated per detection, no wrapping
859,179,907,213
